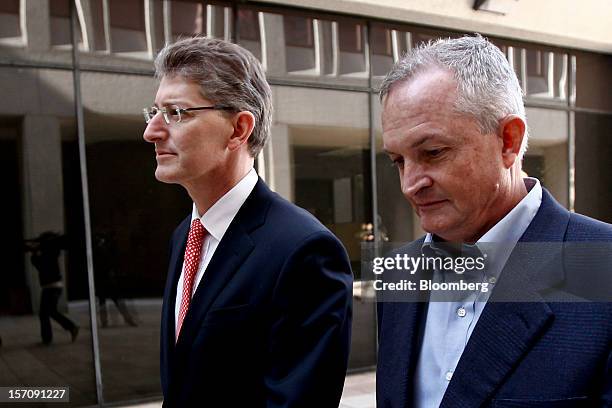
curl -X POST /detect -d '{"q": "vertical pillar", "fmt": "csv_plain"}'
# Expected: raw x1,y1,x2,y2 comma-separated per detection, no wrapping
23,0,51,51
260,13,286,76
269,123,293,201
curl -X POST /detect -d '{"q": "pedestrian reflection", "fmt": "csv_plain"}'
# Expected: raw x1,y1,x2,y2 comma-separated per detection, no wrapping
93,232,137,327
24,232,79,345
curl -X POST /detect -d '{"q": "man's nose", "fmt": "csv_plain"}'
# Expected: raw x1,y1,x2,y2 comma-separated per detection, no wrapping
143,113,168,143
401,164,433,198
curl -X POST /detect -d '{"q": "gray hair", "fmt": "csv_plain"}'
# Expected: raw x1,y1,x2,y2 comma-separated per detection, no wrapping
379,34,528,157
154,37,272,157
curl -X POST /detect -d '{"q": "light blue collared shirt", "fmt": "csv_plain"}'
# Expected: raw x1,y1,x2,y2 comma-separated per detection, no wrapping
414,178,543,408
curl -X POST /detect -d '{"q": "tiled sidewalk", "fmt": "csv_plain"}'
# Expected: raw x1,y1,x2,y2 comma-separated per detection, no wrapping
119,370,376,408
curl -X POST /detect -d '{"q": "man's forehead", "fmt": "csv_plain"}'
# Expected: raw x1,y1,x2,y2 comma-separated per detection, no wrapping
384,69,457,112
155,75,204,103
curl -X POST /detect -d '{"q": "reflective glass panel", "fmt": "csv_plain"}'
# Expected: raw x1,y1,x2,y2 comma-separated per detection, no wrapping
0,65,97,407
263,86,376,369
80,71,189,403
575,113,612,223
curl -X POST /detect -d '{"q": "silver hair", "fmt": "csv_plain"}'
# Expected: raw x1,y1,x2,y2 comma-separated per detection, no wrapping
154,36,272,157
379,34,528,157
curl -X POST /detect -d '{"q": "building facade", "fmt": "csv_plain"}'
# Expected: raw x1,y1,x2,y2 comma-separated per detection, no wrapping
0,0,610,406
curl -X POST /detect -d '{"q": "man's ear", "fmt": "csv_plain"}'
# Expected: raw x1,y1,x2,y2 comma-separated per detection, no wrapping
228,111,255,152
499,115,526,169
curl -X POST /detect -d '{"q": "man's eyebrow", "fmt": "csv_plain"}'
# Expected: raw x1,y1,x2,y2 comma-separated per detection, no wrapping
410,132,449,148
153,98,189,107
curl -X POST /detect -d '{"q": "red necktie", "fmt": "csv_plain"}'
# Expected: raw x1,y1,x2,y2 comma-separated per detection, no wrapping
176,219,206,341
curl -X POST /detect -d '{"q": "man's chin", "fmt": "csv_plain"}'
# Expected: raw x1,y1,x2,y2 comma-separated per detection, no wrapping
420,217,453,239
154,169,179,184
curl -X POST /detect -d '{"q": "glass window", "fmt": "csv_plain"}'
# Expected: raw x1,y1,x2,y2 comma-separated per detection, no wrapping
575,52,612,111
575,113,612,223
171,0,206,40
109,0,147,55
525,49,568,101
82,0,108,52
370,24,412,80
50,0,84,48
284,15,316,73
80,70,185,403
338,21,367,76
371,26,393,78
237,9,262,60
0,0,21,41
522,107,569,208
263,85,375,370
0,66,96,406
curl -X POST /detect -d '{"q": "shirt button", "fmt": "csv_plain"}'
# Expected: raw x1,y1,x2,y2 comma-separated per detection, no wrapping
456,307,467,318
445,371,453,381
488,276,497,284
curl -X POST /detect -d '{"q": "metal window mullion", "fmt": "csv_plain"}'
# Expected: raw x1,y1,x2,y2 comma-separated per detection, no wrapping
331,21,339,76
70,2,104,406
258,12,267,71
366,19,380,360
101,0,111,52
206,4,213,38
144,0,154,58
568,54,577,212
313,19,321,76
546,52,554,98
520,48,527,95
391,30,399,62
163,0,171,44
363,24,370,76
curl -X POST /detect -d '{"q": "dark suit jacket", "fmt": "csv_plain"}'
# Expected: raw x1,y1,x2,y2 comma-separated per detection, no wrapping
160,178,353,407
377,188,612,407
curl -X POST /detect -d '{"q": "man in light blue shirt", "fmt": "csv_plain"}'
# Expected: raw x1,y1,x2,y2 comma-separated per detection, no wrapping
415,177,541,407
376,34,612,407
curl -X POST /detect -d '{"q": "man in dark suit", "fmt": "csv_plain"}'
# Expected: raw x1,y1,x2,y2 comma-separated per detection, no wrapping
376,34,612,407
143,37,353,407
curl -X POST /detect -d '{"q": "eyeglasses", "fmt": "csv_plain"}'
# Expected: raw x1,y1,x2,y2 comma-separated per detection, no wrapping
142,104,234,125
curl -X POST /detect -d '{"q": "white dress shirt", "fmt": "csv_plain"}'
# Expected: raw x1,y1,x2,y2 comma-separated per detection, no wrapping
174,168,258,334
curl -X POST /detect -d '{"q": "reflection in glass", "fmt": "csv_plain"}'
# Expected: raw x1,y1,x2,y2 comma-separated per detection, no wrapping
371,26,393,77
525,50,568,100
0,0,20,41
172,1,205,39
284,15,316,73
0,67,96,406
264,86,375,370
575,113,612,223
80,71,189,403
109,0,147,55
237,9,262,60
338,22,367,76
523,107,569,207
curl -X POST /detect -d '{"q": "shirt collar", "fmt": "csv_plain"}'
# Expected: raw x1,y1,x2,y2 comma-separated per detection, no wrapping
190,168,258,241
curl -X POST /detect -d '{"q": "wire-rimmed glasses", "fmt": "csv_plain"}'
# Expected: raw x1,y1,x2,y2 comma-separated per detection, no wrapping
142,104,234,125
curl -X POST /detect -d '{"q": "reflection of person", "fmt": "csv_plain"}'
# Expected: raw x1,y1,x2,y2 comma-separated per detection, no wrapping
24,232,79,345
93,232,137,327
143,37,353,407
376,35,612,407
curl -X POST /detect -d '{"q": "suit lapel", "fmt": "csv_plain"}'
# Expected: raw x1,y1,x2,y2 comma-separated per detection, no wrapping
380,301,428,407
440,188,568,407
